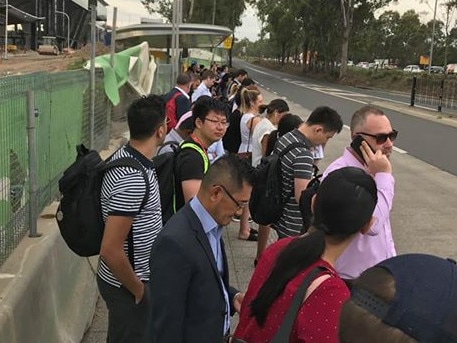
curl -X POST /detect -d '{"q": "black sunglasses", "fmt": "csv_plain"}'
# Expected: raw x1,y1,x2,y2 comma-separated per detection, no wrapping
356,129,398,144
214,184,248,210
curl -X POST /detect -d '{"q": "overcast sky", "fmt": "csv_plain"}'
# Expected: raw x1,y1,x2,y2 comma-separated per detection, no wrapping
107,0,450,41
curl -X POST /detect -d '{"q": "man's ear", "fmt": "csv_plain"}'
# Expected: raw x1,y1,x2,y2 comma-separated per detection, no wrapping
210,184,222,203
195,117,203,129
314,125,324,134
360,216,376,235
156,123,166,140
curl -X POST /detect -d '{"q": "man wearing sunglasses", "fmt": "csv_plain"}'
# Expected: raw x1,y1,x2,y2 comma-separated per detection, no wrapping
322,105,397,281
149,154,253,343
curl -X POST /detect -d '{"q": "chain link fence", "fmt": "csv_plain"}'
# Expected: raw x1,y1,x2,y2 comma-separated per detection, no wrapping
0,70,111,265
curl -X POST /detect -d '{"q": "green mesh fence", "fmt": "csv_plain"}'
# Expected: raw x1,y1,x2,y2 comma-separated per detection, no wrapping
0,70,111,265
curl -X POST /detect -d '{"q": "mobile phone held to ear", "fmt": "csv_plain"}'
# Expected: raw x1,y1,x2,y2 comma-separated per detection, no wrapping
350,135,374,162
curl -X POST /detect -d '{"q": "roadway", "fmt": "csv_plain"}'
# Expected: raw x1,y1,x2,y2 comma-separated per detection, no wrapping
81,66,457,342
235,59,457,176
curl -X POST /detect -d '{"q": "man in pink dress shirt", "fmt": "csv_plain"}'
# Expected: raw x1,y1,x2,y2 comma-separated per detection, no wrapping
322,105,397,279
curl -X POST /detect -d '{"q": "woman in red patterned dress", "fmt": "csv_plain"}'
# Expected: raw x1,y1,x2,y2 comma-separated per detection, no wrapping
234,167,378,343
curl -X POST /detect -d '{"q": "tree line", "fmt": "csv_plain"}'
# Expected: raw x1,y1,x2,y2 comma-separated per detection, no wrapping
142,0,457,77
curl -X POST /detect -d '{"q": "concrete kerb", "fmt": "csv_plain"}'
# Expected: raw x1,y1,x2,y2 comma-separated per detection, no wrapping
371,100,457,129
0,136,127,343
6,85,453,343
82,87,457,341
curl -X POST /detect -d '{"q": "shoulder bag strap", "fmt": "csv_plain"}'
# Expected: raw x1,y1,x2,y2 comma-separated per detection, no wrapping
105,157,151,208
277,141,308,203
246,115,254,151
270,266,327,343
104,156,151,269
180,141,210,173
277,141,308,158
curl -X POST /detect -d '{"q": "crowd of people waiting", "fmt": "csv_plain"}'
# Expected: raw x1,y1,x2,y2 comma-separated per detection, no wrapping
95,63,457,343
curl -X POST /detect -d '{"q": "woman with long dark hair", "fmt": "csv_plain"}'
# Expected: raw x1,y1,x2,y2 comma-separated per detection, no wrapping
234,167,378,343
251,99,290,265
265,113,303,157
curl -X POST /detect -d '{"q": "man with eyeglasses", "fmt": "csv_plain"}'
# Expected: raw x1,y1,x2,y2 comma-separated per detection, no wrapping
149,154,253,343
322,105,397,280
174,96,229,211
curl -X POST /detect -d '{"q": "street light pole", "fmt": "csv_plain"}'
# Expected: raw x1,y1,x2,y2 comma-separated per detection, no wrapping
55,10,70,50
3,0,8,59
428,0,438,74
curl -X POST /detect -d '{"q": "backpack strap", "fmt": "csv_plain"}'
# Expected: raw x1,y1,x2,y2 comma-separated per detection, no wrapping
276,141,309,204
157,140,180,155
180,142,210,173
277,141,308,158
166,91,183,132
270,266,328,343
104,157,151,209
104,157,151,270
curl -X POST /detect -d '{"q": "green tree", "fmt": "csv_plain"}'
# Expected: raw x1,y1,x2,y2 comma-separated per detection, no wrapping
251,0,396,76
340,0,397,77
141,0,246,29
349,4,381,62
395,10,428,64
442,1,457,66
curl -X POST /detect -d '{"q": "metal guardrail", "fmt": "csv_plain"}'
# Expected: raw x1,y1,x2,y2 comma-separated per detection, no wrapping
410,75,457,112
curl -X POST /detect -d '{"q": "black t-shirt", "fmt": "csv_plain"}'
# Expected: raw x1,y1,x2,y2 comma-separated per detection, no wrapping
175,137,207,210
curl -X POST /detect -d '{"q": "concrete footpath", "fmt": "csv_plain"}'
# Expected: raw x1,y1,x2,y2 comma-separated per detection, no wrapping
0,84,455,343
81,89,457,342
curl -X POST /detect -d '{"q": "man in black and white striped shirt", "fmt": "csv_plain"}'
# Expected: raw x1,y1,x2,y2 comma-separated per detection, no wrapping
97,95,166,343
272,107,343,238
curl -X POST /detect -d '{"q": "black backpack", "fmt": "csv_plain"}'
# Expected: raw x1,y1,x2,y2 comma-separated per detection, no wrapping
153,141,209,224
249,142,307,225
299,165,322,233
56,144,150,258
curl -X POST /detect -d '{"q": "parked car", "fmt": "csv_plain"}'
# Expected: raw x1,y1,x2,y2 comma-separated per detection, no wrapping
446,64,457,74
384,64,399,70
429,66,445,74
356,61,369,68
403,65,423,73
424,65,445,74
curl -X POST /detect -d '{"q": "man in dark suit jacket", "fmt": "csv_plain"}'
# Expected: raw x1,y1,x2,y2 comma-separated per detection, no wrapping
149,154,253,343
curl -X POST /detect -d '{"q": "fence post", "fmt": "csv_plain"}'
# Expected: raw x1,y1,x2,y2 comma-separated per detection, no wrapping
89,4,96,149
410,76,417,107
27,91,40,238
438,79,444,112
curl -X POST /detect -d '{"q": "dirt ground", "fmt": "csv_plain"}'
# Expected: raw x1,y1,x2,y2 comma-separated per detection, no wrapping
0,44,110,76
0,51,77,76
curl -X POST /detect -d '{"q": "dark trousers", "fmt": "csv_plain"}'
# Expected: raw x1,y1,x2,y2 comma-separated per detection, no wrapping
97,275,152,343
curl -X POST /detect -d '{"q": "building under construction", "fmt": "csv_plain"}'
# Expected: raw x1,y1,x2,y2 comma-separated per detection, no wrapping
0,0,108,52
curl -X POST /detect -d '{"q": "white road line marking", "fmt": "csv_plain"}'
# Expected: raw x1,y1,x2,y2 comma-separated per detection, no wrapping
393,147,408,154
250,68,411,154
247,66,273,76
